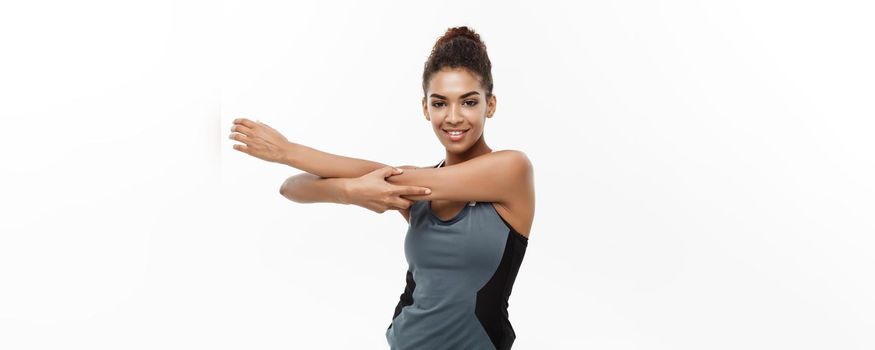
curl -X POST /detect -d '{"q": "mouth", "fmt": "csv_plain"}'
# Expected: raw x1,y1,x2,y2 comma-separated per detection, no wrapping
443,128,470,141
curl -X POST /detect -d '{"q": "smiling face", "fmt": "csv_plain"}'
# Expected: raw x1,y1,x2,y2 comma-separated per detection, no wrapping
422,67,497,155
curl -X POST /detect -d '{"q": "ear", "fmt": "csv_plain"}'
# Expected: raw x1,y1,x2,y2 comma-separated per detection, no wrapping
422,96,430,121
486,94,497,118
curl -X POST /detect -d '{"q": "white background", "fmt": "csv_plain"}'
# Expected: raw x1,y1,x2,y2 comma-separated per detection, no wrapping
1,0,873,349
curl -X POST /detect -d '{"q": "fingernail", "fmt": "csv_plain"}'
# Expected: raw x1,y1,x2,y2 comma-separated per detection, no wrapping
425,189,431,194
396,168,403,173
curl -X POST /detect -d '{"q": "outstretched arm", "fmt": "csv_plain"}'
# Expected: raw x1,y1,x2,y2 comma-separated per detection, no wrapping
230,118,390,178
384,150,533,204
282,142,390,179
229,119,532,207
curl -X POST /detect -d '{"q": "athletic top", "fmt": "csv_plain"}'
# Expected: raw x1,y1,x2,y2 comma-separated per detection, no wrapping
385,159,529,350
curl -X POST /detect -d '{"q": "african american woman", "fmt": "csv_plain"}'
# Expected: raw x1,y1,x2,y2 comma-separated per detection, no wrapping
229,26,535,350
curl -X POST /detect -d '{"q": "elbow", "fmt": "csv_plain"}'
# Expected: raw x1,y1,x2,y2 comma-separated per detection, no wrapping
279,179,301,202
279,183,293,201
279,183,289,197
279,173,323,204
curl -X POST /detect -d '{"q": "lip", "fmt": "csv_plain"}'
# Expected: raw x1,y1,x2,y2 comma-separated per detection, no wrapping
443,128,469,141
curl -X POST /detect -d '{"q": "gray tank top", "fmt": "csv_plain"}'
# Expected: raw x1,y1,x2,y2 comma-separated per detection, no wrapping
385,159,529,349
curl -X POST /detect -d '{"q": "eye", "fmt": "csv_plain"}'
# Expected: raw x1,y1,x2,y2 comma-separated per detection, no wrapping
463,100,478,107
432,101,446,108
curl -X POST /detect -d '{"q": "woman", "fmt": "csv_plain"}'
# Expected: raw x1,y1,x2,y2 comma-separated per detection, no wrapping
229,26,535,350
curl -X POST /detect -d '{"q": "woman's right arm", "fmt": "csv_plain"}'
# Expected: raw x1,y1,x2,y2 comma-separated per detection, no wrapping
279,173,351,205
280,166,431,214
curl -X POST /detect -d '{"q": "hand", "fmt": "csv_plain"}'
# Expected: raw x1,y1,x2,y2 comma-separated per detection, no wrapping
229,118,294,164
345,166,431,214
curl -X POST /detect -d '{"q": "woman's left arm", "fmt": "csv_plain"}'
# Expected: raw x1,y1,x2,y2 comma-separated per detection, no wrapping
384,150,533,204
229,118,533,204
230,118,390,178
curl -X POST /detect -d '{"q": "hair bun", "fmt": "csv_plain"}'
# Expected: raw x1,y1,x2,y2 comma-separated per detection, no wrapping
435,26,486,51
422,25,494,98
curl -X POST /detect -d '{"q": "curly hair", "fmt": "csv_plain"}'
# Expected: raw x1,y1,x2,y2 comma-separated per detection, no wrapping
422,26,493,99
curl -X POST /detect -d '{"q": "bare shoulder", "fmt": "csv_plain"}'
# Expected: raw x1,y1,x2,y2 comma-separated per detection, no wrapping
494,149,533,172
390,154,534,232
492,149,535,237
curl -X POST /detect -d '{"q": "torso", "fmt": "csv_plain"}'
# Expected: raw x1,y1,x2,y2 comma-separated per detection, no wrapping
430,201,532,238
387,188,529,349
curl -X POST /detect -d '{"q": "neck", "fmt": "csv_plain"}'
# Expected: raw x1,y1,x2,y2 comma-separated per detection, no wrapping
443,133,492,167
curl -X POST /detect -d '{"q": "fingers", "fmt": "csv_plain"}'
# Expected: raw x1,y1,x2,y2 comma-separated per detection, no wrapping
230,118,258,146
393,198,415,210
382,165,403,178
233,118,259,129
230,118,269,156
401,186,431,196
230,123,255,137
229,132,251,145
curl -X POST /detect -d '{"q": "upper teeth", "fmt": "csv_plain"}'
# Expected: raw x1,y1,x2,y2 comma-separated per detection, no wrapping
448,130,466,135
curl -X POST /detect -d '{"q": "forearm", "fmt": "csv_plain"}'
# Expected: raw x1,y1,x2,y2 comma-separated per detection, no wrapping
281,142,388,178
279,172,350,204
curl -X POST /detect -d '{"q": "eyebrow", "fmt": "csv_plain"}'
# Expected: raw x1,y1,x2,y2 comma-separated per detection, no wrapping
429,91,480,99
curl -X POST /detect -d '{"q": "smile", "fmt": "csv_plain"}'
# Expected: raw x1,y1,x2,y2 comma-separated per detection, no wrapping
443,129,469,141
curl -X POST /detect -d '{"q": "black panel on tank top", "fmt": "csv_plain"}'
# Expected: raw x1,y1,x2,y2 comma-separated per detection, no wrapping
390,269,416,326
474,217,528,350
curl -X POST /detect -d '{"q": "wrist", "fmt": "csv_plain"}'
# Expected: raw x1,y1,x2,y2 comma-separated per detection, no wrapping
280,142,299,167
338,178,353,205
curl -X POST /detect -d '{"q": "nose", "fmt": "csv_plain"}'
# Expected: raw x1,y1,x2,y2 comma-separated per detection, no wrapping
447,103,463,124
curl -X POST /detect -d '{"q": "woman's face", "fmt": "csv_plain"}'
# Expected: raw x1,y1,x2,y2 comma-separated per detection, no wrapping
422,67,496,153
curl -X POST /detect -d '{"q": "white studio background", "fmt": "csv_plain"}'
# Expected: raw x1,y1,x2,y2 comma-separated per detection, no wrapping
1,0,873,349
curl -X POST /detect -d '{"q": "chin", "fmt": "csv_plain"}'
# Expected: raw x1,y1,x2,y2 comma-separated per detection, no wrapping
447,144,471,153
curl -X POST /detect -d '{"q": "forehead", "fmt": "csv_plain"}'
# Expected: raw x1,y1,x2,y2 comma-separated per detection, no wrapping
427,67,483,97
